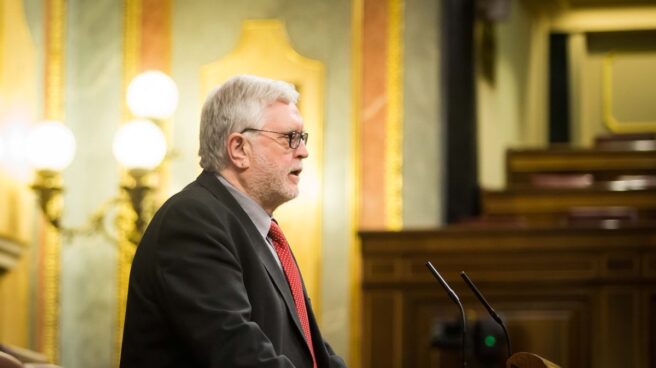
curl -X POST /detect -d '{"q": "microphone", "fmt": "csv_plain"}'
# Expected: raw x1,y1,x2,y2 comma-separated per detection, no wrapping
459,271,512,358
425,261,467,368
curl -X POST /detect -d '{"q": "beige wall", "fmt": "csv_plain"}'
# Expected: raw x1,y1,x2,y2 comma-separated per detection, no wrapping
0,0,38,349
403,0,442,227
572,31,656,144
476,1,656,189
477,0,550,189
0,178,33,348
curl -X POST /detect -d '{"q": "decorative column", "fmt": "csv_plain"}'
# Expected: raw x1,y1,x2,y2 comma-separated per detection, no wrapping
358,0,404,231
115,0,171,365
351,0,404,366
38,0,66,362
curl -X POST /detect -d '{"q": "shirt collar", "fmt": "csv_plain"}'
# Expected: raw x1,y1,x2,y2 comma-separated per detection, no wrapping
216,174,272,240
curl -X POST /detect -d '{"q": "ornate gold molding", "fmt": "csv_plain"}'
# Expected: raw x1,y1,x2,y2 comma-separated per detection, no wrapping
121,0,141,121
0,236,25,271
117,1,172,364
41,0,66,362
39,226,60,362
44,0,65,121
115,0,141,365
350,0,364,365
603,52,656,132
385,0,404,230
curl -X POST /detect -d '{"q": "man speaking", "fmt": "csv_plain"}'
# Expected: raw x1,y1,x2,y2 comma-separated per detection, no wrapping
120,75,347,368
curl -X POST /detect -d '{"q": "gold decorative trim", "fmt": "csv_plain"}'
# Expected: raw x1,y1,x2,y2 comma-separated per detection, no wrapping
121,0,141,121
603,52,656,132
115,0,142,365
551,7,656,33
0,234,27,248
40,226,60,362
385,0,404,230
349,0,364,366
44,0,65,120
41,0,66,362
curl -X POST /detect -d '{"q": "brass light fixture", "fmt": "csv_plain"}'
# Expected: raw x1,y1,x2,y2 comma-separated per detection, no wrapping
113,118,168,243
26,70,177,245
26,120,76,231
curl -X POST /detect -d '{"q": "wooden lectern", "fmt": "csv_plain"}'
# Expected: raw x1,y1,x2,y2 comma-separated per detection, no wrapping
507,352,561,368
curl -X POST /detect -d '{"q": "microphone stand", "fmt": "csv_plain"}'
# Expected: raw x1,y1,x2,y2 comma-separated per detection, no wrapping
460,271,512,358
426,261,467,368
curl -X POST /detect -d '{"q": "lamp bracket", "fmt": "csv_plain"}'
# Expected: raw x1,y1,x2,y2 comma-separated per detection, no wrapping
31,169,157,246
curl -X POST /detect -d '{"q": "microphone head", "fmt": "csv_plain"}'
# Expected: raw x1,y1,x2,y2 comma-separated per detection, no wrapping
426,261,460,304
460,271,500,321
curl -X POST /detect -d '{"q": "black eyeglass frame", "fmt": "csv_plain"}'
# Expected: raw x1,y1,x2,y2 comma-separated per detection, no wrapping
241,128,309,149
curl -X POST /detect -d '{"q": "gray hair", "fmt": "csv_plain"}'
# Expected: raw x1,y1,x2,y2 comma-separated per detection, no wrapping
198,75,299,172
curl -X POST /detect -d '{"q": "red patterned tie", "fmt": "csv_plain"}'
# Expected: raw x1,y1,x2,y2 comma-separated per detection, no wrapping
269,220,317,368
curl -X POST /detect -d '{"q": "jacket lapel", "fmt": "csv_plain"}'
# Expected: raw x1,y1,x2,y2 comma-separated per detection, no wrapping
254,236,306,337
195,171,306,339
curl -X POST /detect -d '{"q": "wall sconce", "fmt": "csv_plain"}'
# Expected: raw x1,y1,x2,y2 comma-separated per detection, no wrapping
26,120,76,230
113,119,167,240
27,70,177,245
127,70,179,120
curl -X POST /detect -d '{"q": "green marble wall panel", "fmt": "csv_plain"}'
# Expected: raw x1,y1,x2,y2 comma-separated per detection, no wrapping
61,0,122,367
403,0,442,227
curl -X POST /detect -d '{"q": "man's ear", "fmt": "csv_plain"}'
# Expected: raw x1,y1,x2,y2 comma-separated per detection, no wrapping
226,132,251,169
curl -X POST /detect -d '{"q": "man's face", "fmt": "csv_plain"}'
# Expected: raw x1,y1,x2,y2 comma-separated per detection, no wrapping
245,101,308,213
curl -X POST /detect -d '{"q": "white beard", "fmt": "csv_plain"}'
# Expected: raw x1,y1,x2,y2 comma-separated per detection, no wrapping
248,149,298,211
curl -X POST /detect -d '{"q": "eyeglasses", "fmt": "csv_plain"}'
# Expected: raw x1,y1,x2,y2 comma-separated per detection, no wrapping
241,128,309,149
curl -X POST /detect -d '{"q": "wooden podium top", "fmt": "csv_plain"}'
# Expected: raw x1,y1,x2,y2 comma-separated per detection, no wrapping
507,352,561,368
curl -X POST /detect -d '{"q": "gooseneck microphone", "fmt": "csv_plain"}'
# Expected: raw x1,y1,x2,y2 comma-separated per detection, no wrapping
459,271,512,358
425,261,467,368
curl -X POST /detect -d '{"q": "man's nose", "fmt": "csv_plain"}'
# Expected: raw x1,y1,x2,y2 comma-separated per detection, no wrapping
295,140,309,158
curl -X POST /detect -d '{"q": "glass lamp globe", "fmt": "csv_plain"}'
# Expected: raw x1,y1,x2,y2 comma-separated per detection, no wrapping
113,119,167,170
25,120,76,171
0,135,4,161
126,70,179,119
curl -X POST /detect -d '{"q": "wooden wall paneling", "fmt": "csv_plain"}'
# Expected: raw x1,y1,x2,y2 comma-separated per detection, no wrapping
601,251,641,278
506,309,573,366
369,284,593,367
643,253,656,278
406,292,461,368
639,288,655,368
362,290,403,368
599,287,641,368
506,148,656,184
361,227,656,368
481,188,656,226
649,290,656,368
500,293,590,368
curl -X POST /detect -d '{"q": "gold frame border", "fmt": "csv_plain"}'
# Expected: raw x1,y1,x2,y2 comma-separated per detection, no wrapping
44,0,65,121
602,52,656,132
41,0,66,362
349,1,363,367
115,0,142,365
385,0,404,230
350,0,405,366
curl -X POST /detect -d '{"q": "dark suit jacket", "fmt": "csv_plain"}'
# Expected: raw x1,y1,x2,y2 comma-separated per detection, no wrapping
120,170,346,368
